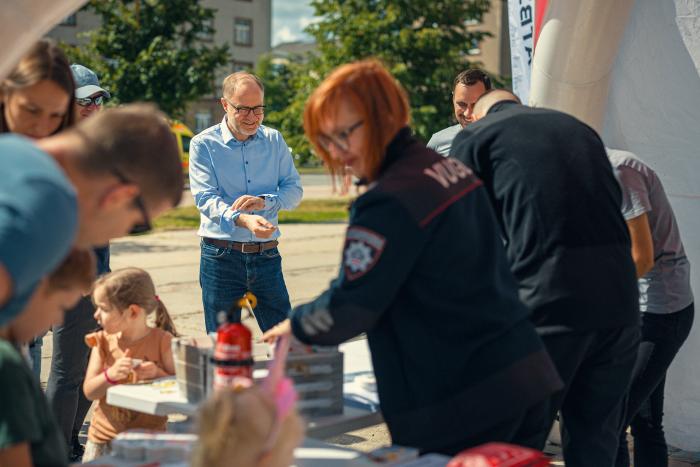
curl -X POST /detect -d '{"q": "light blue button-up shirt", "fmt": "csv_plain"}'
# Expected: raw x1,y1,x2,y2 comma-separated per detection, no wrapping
189,117,303,242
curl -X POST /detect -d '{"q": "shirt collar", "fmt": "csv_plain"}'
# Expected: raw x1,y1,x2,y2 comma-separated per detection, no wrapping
219,116,260,145
378,126,414,177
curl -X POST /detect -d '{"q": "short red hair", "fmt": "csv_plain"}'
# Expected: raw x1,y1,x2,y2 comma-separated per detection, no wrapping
303,59,410,182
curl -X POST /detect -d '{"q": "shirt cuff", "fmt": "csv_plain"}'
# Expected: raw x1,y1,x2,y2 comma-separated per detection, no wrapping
259,194,278,210
223,208,241,225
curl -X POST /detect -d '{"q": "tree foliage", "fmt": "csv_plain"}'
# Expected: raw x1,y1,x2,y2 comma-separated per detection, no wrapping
258,0,491,166
65,0,229,118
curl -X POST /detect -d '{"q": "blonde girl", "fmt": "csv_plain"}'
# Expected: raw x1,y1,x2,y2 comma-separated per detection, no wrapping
82,267,177,461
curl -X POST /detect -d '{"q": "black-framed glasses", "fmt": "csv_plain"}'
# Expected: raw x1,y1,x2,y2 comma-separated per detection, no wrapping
111,168,152,234
317,120,363,152
76,95,106,107
225,99,265,116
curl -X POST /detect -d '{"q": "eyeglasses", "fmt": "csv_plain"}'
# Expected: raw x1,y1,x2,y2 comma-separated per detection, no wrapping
317,120,363,152
111,168,152,234
76,95,106,107
225,99,265,116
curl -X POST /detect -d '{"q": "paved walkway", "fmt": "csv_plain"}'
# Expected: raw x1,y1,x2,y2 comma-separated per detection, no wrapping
36,222,700,464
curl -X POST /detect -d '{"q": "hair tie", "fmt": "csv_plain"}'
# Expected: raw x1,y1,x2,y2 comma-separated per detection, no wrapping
154,295,160,301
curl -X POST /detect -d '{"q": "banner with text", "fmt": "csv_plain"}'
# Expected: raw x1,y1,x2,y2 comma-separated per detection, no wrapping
508,0,542,104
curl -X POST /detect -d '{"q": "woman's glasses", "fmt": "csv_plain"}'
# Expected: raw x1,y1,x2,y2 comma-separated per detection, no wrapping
317,120,364,152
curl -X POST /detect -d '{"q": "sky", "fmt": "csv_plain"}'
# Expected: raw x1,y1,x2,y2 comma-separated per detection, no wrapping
272,0,316,46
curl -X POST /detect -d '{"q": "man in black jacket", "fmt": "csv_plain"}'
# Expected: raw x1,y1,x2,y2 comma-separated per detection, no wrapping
450,90,640,467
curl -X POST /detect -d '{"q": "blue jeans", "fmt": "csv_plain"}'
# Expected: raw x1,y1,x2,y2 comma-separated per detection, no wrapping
199,241,291,333
616,303,694,467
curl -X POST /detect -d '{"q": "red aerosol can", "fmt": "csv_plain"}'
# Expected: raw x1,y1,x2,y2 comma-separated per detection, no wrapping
212,292,257,390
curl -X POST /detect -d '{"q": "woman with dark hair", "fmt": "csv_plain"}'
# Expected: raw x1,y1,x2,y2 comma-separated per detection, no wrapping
0,38,75,137
1,38,76,380
263,59,562,456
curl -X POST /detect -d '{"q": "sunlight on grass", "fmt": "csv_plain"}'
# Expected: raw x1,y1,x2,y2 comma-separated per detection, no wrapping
153,198,350,231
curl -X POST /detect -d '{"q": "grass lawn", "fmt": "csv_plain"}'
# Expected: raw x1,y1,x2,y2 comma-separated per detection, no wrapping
296,166,327,175
153,198,350,231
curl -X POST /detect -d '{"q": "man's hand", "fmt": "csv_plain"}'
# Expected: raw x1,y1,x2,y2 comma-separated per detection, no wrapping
232,195,265,212
236,213,277,238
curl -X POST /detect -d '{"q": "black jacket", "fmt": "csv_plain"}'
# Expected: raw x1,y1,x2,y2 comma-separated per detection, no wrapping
290,128,562,452
451,102,639,330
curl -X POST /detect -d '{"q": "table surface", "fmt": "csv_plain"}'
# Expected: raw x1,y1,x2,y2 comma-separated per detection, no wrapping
106,339,384,439
84,437,374,466
84,437,451,466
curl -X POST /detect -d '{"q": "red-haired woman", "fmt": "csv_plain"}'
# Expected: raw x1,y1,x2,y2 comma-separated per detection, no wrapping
263,59,562,455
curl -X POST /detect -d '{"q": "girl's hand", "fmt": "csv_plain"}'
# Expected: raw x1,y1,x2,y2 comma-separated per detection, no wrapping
133,361,159,380
260,318,292,344
107,349,133,382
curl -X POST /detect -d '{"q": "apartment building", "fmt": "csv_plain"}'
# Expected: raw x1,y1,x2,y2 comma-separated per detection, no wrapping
47,0,272,133
466,0,511,79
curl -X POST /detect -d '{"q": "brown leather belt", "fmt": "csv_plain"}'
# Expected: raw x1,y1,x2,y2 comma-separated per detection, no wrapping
203,238,278,254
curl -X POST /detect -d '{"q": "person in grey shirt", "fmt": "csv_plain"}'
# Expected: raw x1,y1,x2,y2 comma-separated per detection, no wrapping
427,69,491,155
608,148,694,467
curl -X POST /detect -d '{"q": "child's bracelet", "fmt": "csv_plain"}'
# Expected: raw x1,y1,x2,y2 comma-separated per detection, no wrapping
103,368,119,385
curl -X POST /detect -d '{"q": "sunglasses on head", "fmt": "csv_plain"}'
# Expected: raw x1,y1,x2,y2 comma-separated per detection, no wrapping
76,95,105,107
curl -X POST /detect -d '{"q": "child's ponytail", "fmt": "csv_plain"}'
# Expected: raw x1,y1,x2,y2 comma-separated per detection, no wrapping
154,297,178,337
96,268,178,336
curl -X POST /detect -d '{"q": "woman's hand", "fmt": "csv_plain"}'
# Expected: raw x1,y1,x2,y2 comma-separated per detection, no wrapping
261,318,292,344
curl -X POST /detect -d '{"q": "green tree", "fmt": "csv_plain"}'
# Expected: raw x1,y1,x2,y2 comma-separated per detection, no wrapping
65,0,229,118
260,0,491,166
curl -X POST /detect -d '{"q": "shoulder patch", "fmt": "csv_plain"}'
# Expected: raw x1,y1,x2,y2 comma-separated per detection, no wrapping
343,226,386,281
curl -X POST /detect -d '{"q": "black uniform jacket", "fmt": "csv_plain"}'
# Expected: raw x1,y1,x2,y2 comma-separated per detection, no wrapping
451,102,639,331
290,127,562,452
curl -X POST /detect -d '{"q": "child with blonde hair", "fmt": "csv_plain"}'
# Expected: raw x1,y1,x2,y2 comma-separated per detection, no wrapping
192,335,305,467
0,249,95,467
82,267,178,461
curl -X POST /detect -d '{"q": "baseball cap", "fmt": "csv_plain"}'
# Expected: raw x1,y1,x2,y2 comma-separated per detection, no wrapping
70,64,111,99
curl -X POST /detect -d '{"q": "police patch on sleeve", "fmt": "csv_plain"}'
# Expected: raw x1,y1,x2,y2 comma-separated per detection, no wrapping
343,226,386,281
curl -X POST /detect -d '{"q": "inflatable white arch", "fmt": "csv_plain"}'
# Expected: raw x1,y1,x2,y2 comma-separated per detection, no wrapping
524,0,700,451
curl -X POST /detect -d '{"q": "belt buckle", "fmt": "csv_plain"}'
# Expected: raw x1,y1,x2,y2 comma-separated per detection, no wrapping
243,242,262,254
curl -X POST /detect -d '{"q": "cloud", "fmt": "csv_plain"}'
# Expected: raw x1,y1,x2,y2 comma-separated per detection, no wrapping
299,16,320,29
274,26,298,45
272,0,316,45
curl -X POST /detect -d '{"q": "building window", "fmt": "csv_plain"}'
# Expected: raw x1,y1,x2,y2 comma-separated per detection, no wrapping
60,14,77,26
467,38,481,56
232,61,254,72
195,112,212,133
234,18,253,46
197,18,214,42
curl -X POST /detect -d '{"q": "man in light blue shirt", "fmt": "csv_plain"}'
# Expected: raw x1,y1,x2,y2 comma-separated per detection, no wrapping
189,72,303,333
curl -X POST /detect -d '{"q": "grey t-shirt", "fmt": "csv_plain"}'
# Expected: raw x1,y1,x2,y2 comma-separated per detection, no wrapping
608,149,693,313
427,124,461,156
